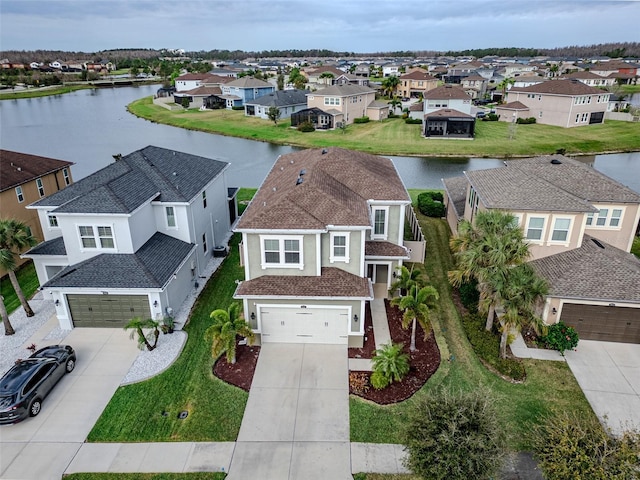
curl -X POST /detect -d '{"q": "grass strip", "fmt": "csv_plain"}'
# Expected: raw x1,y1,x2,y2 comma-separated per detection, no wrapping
0,84,93,100
1,261,40,314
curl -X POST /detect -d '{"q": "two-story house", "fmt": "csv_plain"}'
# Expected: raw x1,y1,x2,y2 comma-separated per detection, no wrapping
397,70,438,100
23,146,235,330
504,79,609,127
1,151,74,275
417,85,474,139
560,71,615,87
244,89,310,120
443,155,640,344
174,73,211,92
220,77,275,108
234,148,411,347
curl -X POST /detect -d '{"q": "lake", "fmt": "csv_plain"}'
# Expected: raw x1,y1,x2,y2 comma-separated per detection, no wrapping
1,84,639,193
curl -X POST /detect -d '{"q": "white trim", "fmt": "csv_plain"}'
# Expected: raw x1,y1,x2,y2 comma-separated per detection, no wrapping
76,223,117,252
165,206,178,229
371,206,389,240
259,234,304,269
586,204,626,230
255,303,352,338
524,214,548,244
548,214,574,246
330,231,350,264
236,228,325,234
316,232,321,276
242,233,250,279
15,186,24,203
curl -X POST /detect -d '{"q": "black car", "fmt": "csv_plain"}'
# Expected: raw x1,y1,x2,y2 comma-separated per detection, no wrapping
0,345,76,425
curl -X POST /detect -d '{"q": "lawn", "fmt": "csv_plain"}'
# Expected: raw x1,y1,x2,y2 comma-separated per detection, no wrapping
88,233,248,442
128,96,640,157
349,213,596,451
1,261,40,314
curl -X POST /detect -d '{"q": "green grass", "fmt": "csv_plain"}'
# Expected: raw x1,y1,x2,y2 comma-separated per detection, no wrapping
64,474,226,480
349,214,595,451
620,84,640,94
128,96,640,157
1,261,40,314
0,84,94,100
632,236,640,258
88,234,248,442
236,187,258,215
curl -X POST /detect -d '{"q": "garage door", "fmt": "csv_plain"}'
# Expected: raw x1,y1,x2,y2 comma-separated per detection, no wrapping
561,304,640,344
67,294,151,328
260,307,348,344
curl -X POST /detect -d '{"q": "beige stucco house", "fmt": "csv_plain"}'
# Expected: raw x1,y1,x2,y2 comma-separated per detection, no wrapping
397,70,438,99
305,84,387,126
505,79,609,128
234,148,412,347
443,155,640,344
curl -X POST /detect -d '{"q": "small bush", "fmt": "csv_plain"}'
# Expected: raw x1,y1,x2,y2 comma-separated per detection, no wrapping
516,117,537,124
297,121,315,132
370,342,410,390
404,388,507,480
459,280,479,313
461,314,526,381
388,112,400,118
533,411,640,480
349,371,370,395
404,117,423,124
353,116,370,124
231,105,244,110
417,191,445,218
539,322,579,355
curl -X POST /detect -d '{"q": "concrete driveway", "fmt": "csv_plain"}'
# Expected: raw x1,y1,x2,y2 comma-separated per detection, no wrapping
564,340,640,436
227,343,351,480
0,328,139,480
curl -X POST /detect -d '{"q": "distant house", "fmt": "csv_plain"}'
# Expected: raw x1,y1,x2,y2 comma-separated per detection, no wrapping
221,77,275,108
175,73,211,92
23,146,235,330
460,74,488,99
505,79,609,128
397,70,438,99
560,71,614,87
382,63,402,77
0,150,74,276
409,84,472,120
334,73,370,87
424,109,475,139
495,101,531,122
244,89,310,119
174,86,223,109
305,66,345,86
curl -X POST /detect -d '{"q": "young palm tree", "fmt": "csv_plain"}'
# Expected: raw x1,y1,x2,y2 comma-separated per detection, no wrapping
0,219,38,317
124,317,160,351
370,342,410,390
381,75,400,98
499,264,548,359
449,210,530,331
388,264,422,297
206,303,254,364
388,96,402,114
1,294,14,335
391,283,439,352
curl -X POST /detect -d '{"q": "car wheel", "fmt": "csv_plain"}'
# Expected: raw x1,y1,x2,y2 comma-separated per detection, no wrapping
29,398,42,417
65,357,75,373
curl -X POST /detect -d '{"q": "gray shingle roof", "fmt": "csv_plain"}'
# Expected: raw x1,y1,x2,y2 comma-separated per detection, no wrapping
43,233,194,289
442,176,468,220
312,85,375,96
530,235,640,303
245,89,309,107
509,79,603,96
26,236,66,256
423,84,470,100
31,146,228,214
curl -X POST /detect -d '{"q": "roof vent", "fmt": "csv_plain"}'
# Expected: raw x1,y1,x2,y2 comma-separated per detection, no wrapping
550,159,562,165
299,169,306,176
272,187,277,192
321,149,328,154
296,177,304,185
591,238,605,249
173,172,177,176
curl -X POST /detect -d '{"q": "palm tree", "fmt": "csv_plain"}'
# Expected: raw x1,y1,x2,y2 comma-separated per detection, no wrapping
124,317,160,351
381,75,400,98
388,264,422,297
370,342,410,389
388,96,402,115
0,219,38,317
498,264,548,359
1,294,14,335
391,283,439,352
206,303,254,364
449,210,530,331
318,72,334,85
497,77,515,101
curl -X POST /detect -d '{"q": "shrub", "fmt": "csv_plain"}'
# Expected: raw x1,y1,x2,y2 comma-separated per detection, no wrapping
461,314,526,381
349,371,370,395
516,117,537,124
388,112,400,118
231,105,244,110
482,113,500,121
353,116,370,124
404,388,506,480
533,411,640,480
539,322,579,355
370,342,410,390
404,117,423,124
180,97,190,108
417,191,445,218
459,280,479,313
297,121,315,132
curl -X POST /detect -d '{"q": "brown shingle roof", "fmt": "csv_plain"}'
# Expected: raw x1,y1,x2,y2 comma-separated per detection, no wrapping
1,150,73,192
400,70,437,81
509,79,602,96
423,84,471,100
183,86,222,96
312,84,375,97
496,101,529,110
225,77,272,88
236,148,410,230
530,235,640,303
176,73,210,81
425,108,473,119
235,267,373,298
365,241,409,258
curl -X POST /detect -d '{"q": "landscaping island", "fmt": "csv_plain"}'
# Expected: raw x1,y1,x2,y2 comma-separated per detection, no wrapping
128,96,640,157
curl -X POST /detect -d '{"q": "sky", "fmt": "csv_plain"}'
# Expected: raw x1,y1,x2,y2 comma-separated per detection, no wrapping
1,0,639,54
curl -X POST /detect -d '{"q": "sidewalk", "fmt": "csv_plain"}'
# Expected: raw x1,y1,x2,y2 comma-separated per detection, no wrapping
348,298,392,372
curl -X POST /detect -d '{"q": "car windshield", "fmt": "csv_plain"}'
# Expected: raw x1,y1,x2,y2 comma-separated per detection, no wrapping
0,360,42,393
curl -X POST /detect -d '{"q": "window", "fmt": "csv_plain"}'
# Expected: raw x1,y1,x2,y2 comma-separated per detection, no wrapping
372,207,388,239
551,218,571,242
166,206,176,227
324,97,340,106
260,236,303,268
79,225,114,249
48,215,58,228
589,207,623,228
526,217,545,241
586,213,594,226
62,168,70,186
610,209,622,227
596,208,608,226
330,232,350,263
202,233,207,253
36,178,45,197
15,186,24,203
202,191,207,208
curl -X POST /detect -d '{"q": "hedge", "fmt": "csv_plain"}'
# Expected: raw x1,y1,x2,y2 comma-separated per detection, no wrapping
354,116,370,124
404,118,423,124
417,191,445,217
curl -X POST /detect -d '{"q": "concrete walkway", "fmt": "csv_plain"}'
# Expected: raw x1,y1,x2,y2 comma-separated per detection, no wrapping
348,298,392,372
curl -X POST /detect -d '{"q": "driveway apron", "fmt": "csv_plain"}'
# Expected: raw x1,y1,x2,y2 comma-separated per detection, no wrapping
227,343,352,480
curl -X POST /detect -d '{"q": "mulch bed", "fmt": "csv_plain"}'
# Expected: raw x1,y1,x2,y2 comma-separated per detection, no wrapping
213,300,441,405
349,300,441,405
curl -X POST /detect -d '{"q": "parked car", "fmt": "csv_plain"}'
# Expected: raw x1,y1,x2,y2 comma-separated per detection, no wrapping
476,111,486,118
0,345,76,424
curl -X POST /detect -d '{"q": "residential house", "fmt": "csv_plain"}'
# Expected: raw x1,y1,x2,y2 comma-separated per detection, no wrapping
234,147,412,347
305,66,345,86
1,150,74,275
382,63,402,77
423,109,475,139
511,76,546,89
174,86,224,109
397,70,438,99
353,64,371,78
505,79,609,128
560,71,615,87
461,74,488,99
443,155,640,343
175,73,211,92
23,146,236,330
244,89,310,120
334,73,370,87
422,84,473,116
220,77,275,108
495,101,531,122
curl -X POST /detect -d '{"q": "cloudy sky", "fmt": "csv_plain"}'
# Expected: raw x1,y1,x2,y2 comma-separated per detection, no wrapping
1,0,638,53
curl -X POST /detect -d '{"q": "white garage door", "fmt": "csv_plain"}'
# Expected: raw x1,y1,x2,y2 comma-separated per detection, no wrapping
260,306,348,344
